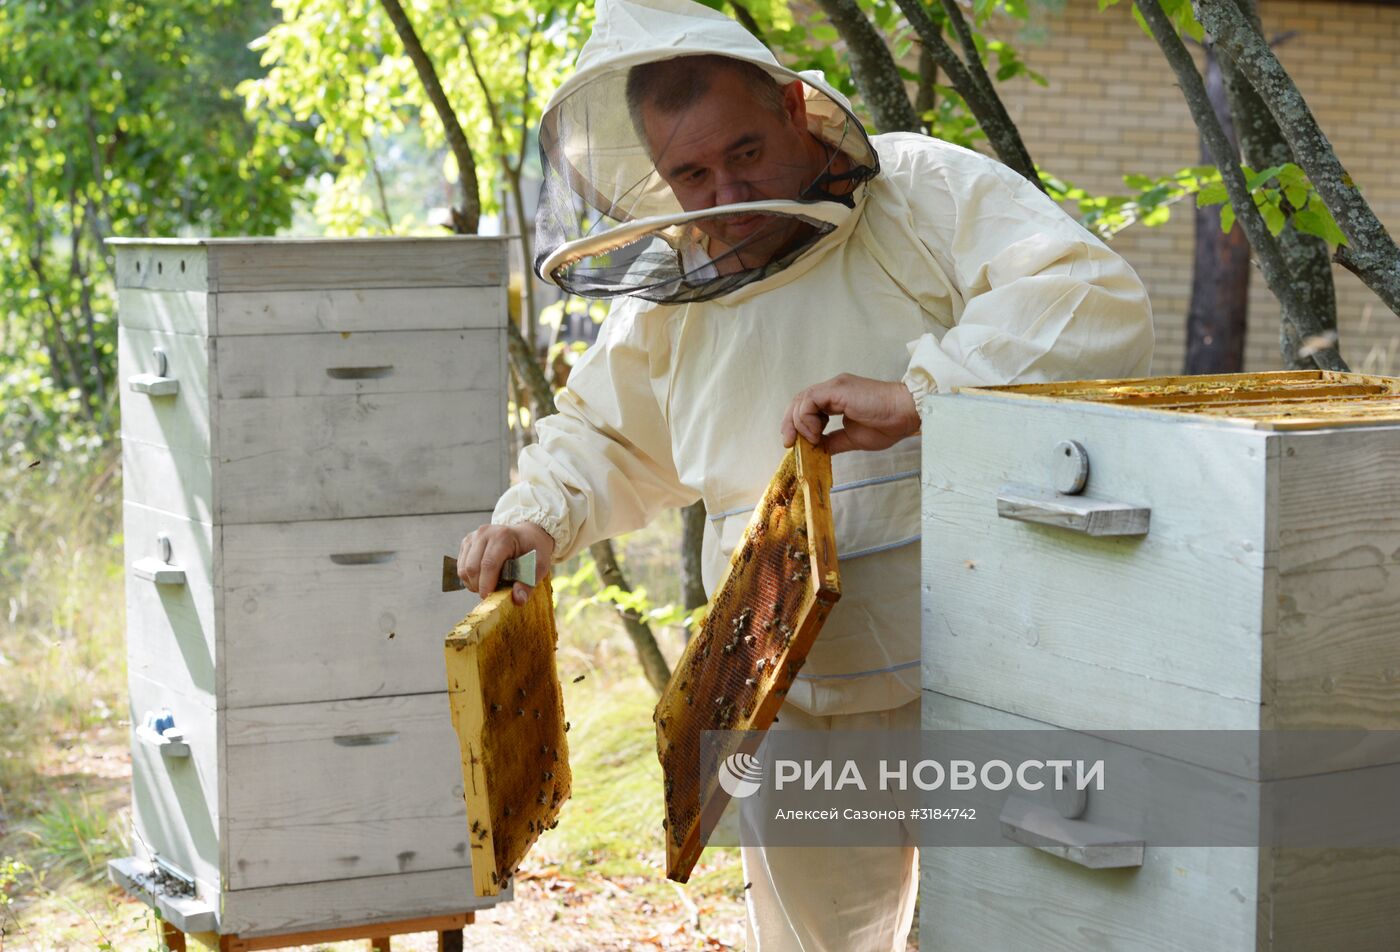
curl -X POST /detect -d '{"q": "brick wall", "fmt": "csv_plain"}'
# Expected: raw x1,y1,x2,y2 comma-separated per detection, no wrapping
994,0,1400,373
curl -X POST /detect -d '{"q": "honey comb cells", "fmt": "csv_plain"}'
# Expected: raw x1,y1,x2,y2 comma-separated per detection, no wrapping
655,439,840,882
445,576,571,897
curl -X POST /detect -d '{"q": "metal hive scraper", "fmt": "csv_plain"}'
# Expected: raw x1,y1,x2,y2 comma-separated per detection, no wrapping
654,438,841,882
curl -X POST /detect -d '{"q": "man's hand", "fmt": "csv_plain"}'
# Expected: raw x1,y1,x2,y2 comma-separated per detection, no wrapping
457,522,555,606
781,374,921,454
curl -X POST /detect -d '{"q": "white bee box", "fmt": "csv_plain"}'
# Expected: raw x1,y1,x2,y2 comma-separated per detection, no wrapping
110,238,508,936
919,372,1400,952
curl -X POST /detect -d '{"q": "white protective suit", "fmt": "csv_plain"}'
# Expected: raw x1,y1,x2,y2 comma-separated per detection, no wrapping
494,0,1154,946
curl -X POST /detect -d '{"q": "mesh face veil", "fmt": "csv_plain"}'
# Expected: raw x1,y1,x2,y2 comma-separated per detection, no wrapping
534,42,878,304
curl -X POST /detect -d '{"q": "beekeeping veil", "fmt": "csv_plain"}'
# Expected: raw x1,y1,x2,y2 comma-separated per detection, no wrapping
535,0,878,304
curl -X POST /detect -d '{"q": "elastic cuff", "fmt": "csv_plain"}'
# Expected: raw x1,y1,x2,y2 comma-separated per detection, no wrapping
495,510,568,553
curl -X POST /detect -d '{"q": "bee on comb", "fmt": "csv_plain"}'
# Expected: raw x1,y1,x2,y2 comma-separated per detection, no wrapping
653,439,840,882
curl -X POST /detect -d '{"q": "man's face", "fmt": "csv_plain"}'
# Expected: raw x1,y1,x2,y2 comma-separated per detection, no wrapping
641,68,821,268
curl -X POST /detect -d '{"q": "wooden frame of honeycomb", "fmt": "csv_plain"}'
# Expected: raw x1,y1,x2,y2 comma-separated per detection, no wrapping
654,438,841,882
963,370,1400,429
445,576,571,896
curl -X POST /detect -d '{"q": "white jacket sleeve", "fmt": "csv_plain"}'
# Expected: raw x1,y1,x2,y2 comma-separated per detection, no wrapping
492,297,698,561
890,138,1154,400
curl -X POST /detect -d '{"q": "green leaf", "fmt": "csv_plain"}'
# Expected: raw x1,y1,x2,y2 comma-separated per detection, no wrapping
1123,173,1155,191
1195,182,1228,207
1245,164,1288,190
1283,185,1308,210
1220,204,1236,234
1140,204,1171,227
1260,201,1286,236
1293,207,1349,248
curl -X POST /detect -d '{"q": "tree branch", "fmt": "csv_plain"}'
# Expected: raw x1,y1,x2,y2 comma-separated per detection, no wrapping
915,43,939,127
70,196,108,412
363,132,396,233
810,0,921,133
938,0,997,106
728,0,768,47
1195,0,1400,318
1213,0,1337,370
892,0,1043,189
588,539,673,694
457,18,514,171
1136,0,1346,369
378,0,481,233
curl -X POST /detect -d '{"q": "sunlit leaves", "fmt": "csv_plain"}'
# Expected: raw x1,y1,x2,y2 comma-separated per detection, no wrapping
1045,160,1348,248
244,0,591,234
0,0,321,466
1194,162,1349,246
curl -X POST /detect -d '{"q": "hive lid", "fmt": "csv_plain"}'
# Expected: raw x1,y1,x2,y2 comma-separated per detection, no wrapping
954,370,1400,431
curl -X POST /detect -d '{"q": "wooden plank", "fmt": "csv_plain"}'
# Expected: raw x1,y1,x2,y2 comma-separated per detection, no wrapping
1266,425,1400,733
227,815,473,891
995,486,1150,536
121,439,213,524
219,868,494,937
920,844,1261,951
921,396,1270,732
224,694,465,830
108,857,218,934
118,326,213,459
220,513,491,708
112,242,212,293
213,389,505,524
117,288,211,335
919,693,1265,951
214,329,502,400
444,578,570,897
206,238,505,291
214,286,504,336
213,914,467,952
122,503,219,704
1270,849,1400,950
126,673,222,897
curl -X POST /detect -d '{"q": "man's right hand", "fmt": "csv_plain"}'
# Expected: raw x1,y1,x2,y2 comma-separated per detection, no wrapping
457,522,555,606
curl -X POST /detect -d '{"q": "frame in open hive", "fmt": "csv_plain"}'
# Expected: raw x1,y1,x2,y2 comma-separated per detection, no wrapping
963,370,1400,430
445,576,571,896
654,439,840,882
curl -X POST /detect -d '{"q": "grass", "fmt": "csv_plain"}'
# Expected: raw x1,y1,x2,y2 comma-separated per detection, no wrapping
0,450,745,950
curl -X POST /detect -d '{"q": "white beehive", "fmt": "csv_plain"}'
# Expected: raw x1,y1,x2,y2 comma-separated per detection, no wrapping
109,237,508,936
920,371,1400,952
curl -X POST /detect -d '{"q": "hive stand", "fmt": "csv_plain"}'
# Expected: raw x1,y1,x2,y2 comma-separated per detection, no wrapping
159,913,471,951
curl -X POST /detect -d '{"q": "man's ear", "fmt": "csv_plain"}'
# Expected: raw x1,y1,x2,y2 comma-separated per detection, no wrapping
782,80,808,127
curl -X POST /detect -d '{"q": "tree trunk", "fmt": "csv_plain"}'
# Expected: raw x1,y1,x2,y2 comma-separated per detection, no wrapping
1136,0,1346,371
811,0,921,133
679,500,708,614
1183,41,1250,374
1196,0,1400,318
1213,0,1338,370
589,540,673,694
378,0,481,233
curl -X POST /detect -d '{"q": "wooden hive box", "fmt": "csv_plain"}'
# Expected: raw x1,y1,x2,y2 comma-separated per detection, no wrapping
108,237,508,937
920,370,1400,952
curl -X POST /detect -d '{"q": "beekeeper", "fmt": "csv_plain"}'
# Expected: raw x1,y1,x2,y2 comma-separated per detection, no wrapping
458,0,1153,946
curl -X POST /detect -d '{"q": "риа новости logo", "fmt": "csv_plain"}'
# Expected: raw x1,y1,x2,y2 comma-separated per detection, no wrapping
718,751,764,799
